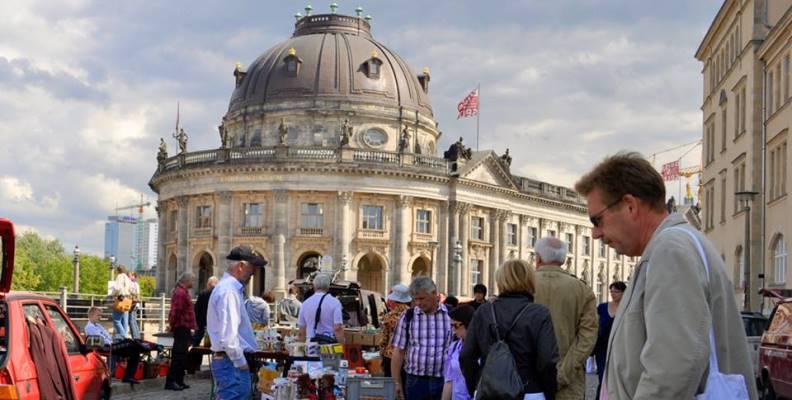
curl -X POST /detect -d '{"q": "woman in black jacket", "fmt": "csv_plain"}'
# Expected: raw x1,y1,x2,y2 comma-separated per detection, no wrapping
460,259,559,399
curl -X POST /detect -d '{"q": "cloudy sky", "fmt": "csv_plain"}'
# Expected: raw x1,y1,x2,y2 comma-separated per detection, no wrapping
1,0,718,255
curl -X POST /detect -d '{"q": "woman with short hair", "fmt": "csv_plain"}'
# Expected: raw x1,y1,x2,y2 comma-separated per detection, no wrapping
593,281,626,399
442,304,475,400
460,259,559,400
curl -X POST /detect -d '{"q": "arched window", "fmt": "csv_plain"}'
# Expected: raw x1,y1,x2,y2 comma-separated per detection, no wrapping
773,235,787,284
363,51,383,79
283,48,303,77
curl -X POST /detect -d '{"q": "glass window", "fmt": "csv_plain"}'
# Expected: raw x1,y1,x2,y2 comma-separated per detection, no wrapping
243,203,262,228
599,240,607,258
362,205,383,230
287,59,298,73
774,236,787,284
416,210,431,234
471,217,484,240
301,203,324,229
527,227,537,248
507,224,517,245
23,304,45,322
45,305,80,354
583,235,591,256
196,205,212,228
471,259,481,285
565,233,574,252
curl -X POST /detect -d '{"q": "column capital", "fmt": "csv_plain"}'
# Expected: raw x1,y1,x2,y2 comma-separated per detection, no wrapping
397,195,413,208
273,189,289,202
449,200,468,215
216,190,233,202
494,209,511,222
176,196,189,207
338,191,354,204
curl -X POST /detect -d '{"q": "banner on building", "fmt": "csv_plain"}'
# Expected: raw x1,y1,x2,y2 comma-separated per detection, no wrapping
457,88,479,119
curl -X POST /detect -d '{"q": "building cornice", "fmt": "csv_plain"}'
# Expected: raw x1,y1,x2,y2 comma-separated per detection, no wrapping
696,0,740,60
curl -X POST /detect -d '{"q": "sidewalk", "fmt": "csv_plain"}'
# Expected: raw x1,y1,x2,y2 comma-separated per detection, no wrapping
112,369,211,398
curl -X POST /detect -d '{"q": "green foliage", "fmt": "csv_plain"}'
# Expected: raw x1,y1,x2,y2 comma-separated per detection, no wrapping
79,255,113,295
10,251,41,291
137,276,156,297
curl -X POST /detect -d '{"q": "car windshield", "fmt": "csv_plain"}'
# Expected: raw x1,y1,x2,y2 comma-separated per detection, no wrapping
742,315,768,336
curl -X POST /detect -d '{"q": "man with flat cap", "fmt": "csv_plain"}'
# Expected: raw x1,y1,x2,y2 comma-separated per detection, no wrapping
207,245,267,400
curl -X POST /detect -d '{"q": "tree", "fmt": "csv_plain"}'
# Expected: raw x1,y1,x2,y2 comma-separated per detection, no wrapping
137,276,156,297
10,251,41,291
79,255,112,295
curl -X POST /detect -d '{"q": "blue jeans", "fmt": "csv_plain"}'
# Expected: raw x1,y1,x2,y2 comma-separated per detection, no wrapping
211,355,251,400
112,310,129,339
406,374,444,400
128,305,140,339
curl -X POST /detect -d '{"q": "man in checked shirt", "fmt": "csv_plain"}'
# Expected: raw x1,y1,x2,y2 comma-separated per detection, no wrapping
390,276,452,400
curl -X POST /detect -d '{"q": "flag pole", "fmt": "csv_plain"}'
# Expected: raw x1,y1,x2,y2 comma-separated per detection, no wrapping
476,83,480,151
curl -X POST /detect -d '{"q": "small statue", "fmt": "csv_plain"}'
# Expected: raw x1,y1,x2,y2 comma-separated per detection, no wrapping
173,128,188,153
157,138,168,165
340,119,352,147
399,124,411,153
218,125,230,148
500,148,512,166
278,118,288,145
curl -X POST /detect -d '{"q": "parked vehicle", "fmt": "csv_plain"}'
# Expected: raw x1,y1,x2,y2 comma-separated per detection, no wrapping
758,289,792,400
0,218,110,399
743,311,769,378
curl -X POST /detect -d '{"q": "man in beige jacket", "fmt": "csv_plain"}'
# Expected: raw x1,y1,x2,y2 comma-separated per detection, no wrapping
575,151,756,400
534,236,598,400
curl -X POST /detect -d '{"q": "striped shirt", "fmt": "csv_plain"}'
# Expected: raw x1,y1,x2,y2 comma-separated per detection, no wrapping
391,304,452,378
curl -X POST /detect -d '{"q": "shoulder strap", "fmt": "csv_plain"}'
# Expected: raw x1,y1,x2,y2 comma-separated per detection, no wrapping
404,307,415,345
314,293,329,332
490,302,532,342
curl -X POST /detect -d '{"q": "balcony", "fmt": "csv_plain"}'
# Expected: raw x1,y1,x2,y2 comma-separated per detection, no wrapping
359,230,386,239
192,227,212,238
240,226,264,236
298,227,324,236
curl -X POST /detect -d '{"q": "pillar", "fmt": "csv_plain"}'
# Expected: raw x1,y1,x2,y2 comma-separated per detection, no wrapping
216,191,233,277
436,202,449,293
457,203,469,296
446,201,460,294
271,234,286,297
176,196,189,286
156,200,167,294
273,190,289,292
337,192,353,281
395,195,412,286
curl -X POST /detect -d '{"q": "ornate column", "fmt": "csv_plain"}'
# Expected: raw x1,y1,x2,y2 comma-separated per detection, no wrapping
156,200,167,294
436,202,449,293
497,211,509,269
395,195,413,286
446,201,460,293
273,190,289,293
215,191,233,277
518,215,527,260
272,234,286,297
337,191,353,281
176,196,189,286
457,203,470,296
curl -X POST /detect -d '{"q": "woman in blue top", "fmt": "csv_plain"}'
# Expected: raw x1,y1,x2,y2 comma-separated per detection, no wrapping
442,305,475,400
593,281,626,400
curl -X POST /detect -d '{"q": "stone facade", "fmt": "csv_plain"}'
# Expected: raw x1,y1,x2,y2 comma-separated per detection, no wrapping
150,11,635,299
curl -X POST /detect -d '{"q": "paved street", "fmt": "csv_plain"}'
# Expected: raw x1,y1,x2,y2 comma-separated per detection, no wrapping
109,372,599,399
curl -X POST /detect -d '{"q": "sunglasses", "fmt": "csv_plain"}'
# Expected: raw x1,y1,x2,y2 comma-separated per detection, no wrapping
589,198,622,227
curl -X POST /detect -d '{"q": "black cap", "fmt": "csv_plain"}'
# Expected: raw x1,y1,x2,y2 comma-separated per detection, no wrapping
226,245,268,267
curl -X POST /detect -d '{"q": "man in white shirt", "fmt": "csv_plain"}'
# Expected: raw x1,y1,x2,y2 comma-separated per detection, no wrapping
297,273,344,344
207,245,267,400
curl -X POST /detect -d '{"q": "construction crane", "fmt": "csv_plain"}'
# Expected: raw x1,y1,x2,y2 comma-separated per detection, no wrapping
114,196,152,271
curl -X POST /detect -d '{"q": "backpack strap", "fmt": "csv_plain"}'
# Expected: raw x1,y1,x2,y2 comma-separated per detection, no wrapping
314,293,329,333
403,307,415,346
491,302,533,342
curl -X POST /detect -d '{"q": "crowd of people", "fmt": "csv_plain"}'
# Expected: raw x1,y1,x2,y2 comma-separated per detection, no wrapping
84,152,756,400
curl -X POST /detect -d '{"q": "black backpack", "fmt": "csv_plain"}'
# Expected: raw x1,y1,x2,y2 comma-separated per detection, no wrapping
475,303,532,400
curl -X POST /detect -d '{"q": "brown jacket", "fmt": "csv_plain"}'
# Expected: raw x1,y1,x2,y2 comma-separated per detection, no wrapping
534,265,598,399
604,214,757,399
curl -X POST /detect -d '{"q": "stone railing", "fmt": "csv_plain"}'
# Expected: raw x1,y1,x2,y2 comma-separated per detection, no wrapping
240,226,264,236
192,227,212,237
298,227,324,236
156,146,450,176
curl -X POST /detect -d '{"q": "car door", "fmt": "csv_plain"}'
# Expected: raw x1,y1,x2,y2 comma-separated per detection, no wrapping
43,303,102,400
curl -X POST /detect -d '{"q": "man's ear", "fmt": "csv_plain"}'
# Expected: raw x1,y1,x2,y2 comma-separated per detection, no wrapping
622,194,639,215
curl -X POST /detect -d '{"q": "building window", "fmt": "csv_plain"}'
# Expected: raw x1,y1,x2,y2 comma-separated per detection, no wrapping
583,235,590,256
527,227,537,248
599,240,606,258
770,142,788,201
548,229,556,238
471,259,482,285
769,71,775,113
361,205,383,230
733,161,746,213
507,223,518,245
416,209,432,234
364,53,383,79
565,233,574,252
471,217,484,240
301,203,324,229
720,174,726,223
721,108,727,152
283,48,303,77
785,55,790,102
243,203,263,228
168,210,177,232
196,205,212,228
777,64,782,111
774,235,787,284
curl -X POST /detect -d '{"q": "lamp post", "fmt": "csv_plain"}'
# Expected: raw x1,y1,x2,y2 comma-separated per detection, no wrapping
453,241,463,295
72,245,80,293
736,190,758,311
109,255,116,281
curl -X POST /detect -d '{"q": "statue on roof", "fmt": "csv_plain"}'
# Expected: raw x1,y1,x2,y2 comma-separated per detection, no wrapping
500,148,512,167
279,118,288,146
157,138,168,167
340,119,352,147
443,136,472,161
218,125,230,149
173,128,188,153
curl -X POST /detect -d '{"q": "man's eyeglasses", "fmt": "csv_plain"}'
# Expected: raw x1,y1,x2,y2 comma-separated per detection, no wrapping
589,198,622,227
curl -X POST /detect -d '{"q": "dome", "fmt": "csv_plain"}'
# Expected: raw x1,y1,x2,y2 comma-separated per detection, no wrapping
227,14,433,117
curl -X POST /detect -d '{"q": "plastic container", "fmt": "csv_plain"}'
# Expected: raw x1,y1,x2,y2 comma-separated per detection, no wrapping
346,376,396,400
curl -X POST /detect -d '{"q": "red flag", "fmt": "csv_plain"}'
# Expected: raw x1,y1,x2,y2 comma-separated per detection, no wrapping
661,160,680,181
457,88,479,119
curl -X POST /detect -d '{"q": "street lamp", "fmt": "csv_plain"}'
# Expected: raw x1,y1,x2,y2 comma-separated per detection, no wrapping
109,255,116,281
736,190,758,311
453,241,463,295
72,245,80,293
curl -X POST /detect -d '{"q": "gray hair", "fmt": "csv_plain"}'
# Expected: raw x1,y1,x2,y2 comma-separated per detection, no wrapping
178,271,195,284
312,273,333,291
226,259,241,271
409,276,437,296
535,237,568,265
207,276,219,288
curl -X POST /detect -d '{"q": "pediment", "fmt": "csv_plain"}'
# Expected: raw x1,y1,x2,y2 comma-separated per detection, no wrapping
459,153,518,190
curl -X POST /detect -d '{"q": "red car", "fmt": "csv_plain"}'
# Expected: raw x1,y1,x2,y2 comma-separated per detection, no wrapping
758,289,792,400
0,218,110,399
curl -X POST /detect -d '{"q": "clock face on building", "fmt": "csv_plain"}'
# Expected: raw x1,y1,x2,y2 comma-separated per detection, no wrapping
363,128,387,148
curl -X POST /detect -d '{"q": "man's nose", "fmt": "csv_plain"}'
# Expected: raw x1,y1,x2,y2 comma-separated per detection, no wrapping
592,226,603,239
